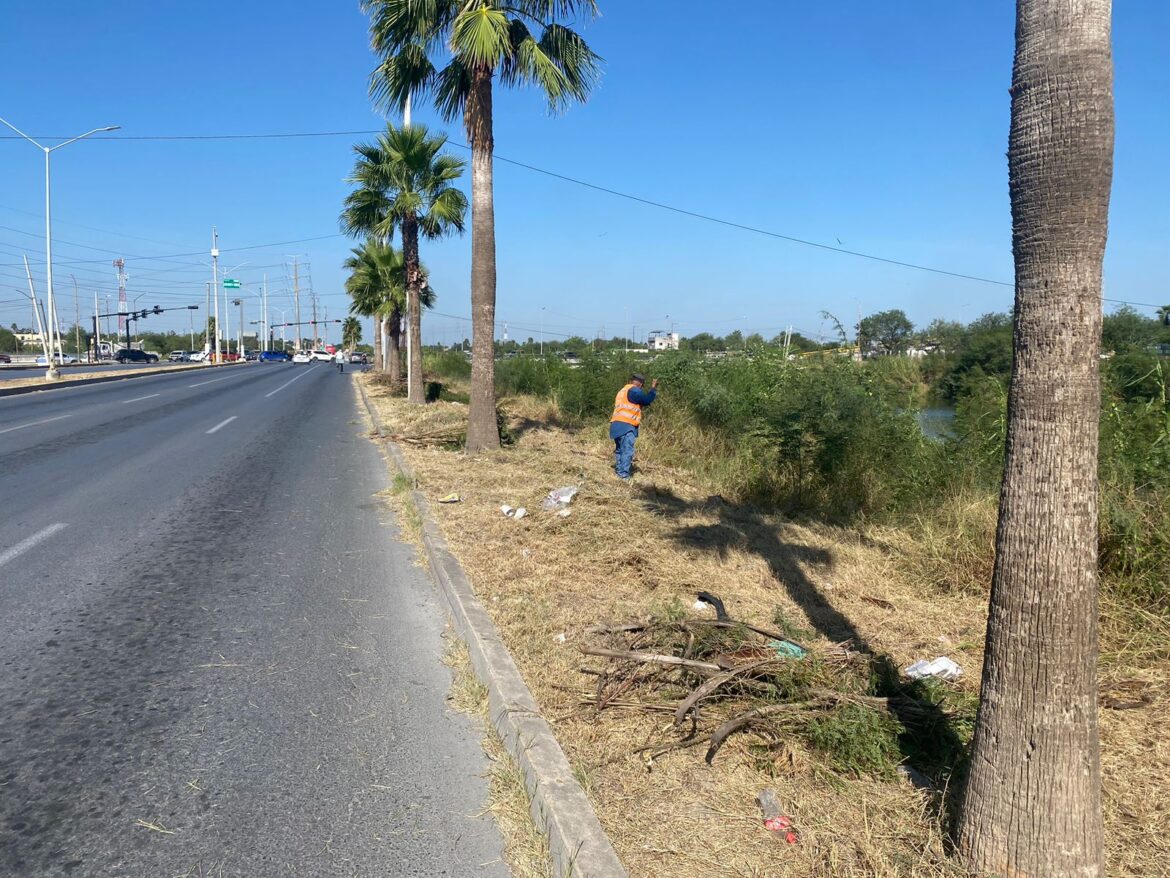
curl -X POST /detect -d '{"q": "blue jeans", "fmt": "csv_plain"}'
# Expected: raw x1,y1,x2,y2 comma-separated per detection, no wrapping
614,430,637,478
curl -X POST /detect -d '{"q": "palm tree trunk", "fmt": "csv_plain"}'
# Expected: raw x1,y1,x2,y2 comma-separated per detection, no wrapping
387,310,402,383
403,217,425,404
464,66,501,451
372,316,383,373
955,3,1113,876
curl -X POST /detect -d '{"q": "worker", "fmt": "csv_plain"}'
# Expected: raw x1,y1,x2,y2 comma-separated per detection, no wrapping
609,373,659,480
334,349,345,373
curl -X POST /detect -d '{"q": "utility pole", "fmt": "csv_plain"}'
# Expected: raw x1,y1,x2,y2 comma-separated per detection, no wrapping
114,258,127,347
188,306,195,352
262,274,268,352
23,256,49,360
72,275,80,361
311,290,318,349
204,282,212,355
235,297,243,356
94,290,101,362
211,228,220,362
292,257,301,352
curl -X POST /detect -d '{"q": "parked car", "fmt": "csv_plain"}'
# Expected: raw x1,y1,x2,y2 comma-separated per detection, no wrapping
292,351,312,364
189,350,208,362
0,353,11,364
309,350,333,363
114,349,159,364
168,350,189,362
36,353,79,365
259,350,292,362
244,350,259,361
349,352,366,364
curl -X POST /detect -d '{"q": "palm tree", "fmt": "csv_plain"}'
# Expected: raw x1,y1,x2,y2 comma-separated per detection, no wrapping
344,239,439,382
344,240,407,380
361,0,601,447
343,124,467,404
955,2,1113,876
342,316,362,351
1158,304,1170,327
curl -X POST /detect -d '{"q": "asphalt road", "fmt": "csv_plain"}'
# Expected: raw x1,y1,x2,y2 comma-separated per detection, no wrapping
0,363,509,877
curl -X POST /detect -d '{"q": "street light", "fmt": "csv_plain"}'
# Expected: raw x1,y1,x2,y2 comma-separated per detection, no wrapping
0,116,119,379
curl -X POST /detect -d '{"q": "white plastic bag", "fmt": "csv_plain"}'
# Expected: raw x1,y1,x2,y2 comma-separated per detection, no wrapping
903,656,963,681
541,485,579,511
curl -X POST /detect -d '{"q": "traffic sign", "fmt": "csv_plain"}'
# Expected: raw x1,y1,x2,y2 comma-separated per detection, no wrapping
223,278,241,289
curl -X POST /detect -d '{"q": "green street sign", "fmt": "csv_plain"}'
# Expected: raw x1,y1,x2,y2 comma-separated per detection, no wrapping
223,278,241,289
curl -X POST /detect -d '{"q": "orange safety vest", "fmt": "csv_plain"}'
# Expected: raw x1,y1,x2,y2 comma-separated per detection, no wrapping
611,384,643,427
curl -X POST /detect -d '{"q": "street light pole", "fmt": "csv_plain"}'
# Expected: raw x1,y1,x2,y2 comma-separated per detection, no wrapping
210,230,220,362
0,116,120,378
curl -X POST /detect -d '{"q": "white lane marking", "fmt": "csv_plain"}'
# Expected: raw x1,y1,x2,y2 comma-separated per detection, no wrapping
0,414,70,435
206,415,238,434
0,523,68,569
264,366,314,398
122,393,161,404
189,374,238,388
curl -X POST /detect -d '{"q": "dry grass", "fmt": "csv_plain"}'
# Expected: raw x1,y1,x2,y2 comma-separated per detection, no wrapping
361,375,1167,878
443,636,555,878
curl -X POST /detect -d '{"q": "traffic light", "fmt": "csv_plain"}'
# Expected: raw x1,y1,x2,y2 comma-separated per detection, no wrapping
139,309,149,319
153,305,162,315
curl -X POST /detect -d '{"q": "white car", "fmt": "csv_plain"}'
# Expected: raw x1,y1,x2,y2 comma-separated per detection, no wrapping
189,350,208,362
292,351,312,364
309,350,333,363
36,353,78,365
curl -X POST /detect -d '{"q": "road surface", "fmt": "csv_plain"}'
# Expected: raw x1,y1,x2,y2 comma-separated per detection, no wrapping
0,363,509,877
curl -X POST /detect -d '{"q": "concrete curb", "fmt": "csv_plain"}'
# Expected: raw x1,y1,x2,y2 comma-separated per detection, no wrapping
0,362,244,398
357,380,628,878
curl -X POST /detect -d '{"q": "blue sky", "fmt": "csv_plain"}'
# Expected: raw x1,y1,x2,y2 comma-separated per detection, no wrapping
1,1,1166,346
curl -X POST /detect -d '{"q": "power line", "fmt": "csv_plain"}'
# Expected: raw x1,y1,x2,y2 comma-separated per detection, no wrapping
4,129,1165,311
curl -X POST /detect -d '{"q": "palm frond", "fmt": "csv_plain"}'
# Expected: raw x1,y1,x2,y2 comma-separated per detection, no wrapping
369,43,437,114
432,59,472,122
450,4,511,67
536,23,601,107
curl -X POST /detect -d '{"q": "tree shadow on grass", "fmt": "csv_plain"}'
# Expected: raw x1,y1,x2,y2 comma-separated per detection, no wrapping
635,483,970,808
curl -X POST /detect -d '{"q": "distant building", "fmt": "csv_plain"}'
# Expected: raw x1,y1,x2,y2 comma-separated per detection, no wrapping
647,330,679,351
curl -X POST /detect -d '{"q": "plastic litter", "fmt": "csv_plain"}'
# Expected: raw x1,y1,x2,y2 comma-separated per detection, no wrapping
766,639,808,659
437,493,461,503
904,656,963,681
757,789,798,845
557,508,571,518
554,632,567,643
499,505,527,520
540,485,579,511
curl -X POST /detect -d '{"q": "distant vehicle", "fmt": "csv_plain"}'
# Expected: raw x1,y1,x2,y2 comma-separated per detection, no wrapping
244,350,259,361
292,351,312,364
309,350,332,363
349,352,365,364
189,350,208,362
36,353,79,365
0,353,11,364
168,350,190,362
259,350,292,362
115,349,159,364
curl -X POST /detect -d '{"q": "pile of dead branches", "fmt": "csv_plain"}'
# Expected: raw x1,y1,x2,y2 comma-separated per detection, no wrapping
578,594,952,772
